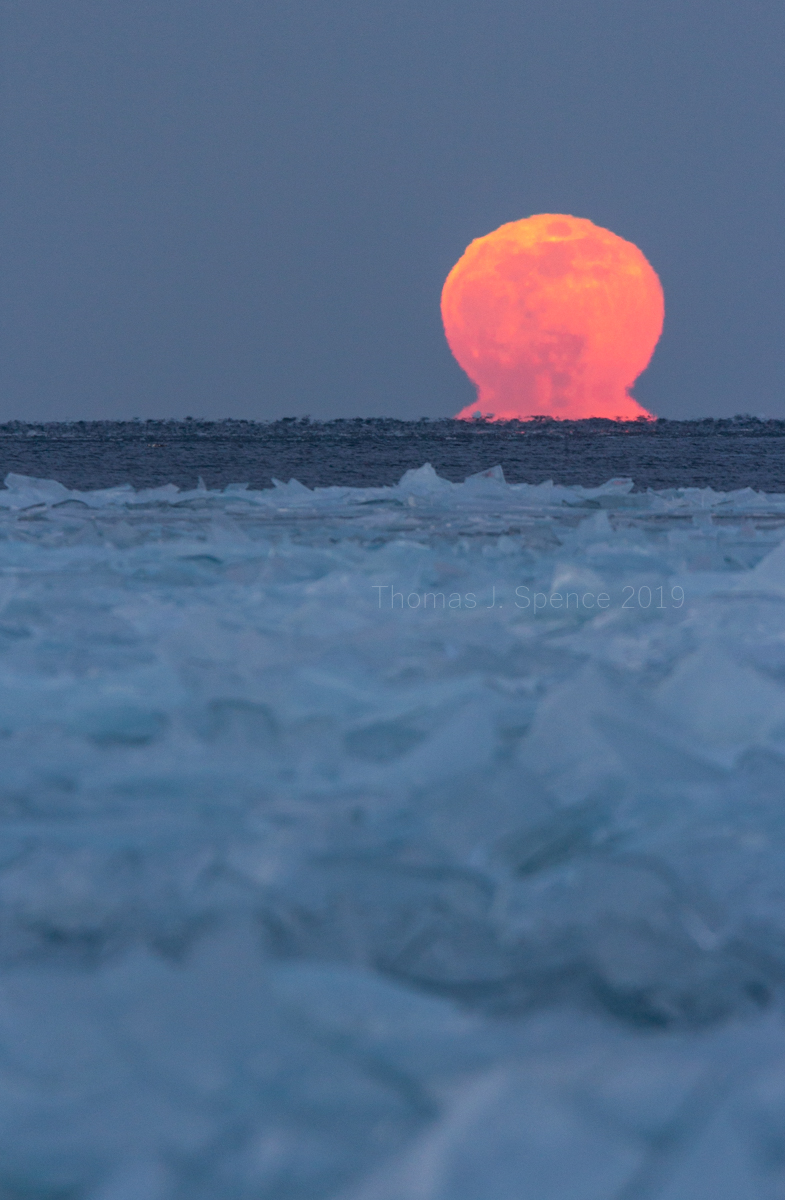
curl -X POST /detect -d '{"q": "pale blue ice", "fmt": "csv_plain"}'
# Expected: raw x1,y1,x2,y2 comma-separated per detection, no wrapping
1,465,785,1198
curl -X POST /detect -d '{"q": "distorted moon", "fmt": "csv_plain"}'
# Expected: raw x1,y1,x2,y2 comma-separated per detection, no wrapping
442,214,664,421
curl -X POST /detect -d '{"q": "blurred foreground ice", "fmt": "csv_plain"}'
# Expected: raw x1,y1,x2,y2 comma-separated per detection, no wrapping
1,464,785,1197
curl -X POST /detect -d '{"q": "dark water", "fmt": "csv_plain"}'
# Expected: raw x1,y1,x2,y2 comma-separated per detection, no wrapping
1,415,785,491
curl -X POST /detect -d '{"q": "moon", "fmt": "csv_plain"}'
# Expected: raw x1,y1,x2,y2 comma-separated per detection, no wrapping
442,214,664,421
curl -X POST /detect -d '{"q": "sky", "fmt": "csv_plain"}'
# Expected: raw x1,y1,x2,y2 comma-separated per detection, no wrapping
1,0,784,423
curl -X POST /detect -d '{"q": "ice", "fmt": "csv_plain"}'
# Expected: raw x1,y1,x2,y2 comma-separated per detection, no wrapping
1,466,785,1196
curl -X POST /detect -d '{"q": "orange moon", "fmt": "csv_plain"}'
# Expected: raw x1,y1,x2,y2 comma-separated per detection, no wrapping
442,214,664,421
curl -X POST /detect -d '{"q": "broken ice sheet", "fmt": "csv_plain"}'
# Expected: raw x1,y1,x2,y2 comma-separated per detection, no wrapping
0,468,784,1197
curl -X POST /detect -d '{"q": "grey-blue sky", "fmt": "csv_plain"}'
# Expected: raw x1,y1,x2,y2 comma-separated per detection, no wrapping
1,1,783,421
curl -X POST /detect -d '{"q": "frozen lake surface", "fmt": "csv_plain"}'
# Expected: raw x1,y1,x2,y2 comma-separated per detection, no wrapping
2,463,785,1198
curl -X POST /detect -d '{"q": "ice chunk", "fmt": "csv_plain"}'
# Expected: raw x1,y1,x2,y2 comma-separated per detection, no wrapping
395,463,455,498
748,534,785,588
656,646,785,756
